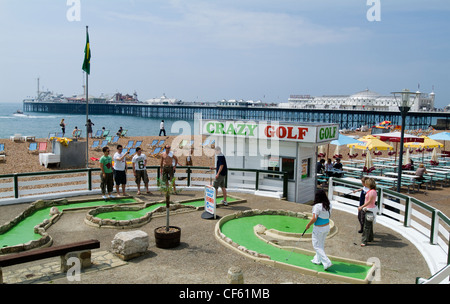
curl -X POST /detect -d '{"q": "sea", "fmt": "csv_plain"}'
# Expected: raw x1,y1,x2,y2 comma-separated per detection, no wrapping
0,102,195,139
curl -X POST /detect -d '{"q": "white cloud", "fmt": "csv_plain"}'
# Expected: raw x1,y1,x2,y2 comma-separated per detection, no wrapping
106,1,366,49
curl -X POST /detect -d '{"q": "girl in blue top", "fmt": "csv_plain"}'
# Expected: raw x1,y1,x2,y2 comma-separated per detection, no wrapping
305,190,333,271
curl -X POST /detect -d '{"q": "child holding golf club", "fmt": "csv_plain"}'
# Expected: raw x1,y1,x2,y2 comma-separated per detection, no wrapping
305,190,333,271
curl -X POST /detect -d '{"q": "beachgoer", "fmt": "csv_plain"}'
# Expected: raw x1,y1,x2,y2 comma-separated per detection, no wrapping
159,120,166,136
186,147,194,166
113,145,129,196
358,178,378,247
316,159,325,174
415,164,427,181
117,126,123,137
60,119,66,137
333,158,343,170
85,119,94,138
305,189,333,271
210,146,228,205
132,147,150,195
99,146,115,199
72,126,79,139
350,176,369,233
160,144,178,193
325,158,333,176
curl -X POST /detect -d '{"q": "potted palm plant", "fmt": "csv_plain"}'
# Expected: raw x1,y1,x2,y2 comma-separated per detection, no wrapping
154,177,181,248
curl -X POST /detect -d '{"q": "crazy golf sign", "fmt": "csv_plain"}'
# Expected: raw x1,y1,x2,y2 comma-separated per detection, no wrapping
201,120,339,143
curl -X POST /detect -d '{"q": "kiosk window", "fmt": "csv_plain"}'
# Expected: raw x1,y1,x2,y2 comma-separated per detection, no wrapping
267,156,295,180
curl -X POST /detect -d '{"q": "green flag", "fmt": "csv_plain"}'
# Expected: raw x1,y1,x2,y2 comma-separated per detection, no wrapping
82,31,91,74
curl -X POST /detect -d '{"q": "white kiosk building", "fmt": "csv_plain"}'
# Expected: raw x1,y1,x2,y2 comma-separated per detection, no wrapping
200,120,339,204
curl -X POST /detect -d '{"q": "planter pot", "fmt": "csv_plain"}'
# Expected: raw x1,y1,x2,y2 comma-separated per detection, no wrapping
154,226,181,249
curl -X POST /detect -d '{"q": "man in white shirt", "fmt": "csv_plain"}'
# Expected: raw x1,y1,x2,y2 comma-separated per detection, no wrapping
159,120,166,136
132,147,150,195
113,145,129,196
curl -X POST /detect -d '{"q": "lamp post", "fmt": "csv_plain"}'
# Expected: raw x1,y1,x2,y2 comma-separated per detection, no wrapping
391,89,420,193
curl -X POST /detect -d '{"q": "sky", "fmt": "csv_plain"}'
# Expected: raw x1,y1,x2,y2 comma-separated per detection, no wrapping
1,0,449,107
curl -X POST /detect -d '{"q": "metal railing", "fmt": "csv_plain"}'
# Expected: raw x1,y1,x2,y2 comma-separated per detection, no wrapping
0,166,288,204
328,177,450,284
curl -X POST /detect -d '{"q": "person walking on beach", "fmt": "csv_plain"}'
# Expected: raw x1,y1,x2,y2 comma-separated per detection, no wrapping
160,144,178,193
358,178,378,247
305,189,333,271
210,146,228,206
113,145,129,196
132,147,150,195
60,119,66,137
350,176,369,233
85,119,94,138
159,120,166,136
186,147,194,166
99,146,115,199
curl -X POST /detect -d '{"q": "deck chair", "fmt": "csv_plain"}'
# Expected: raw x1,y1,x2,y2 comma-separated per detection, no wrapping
125,140,134,149
128,148,136,156
157,139,165,147
0,143,5,155
48,132,56,141
100,140,108,149
90,140,100,149
105,135,112,143
38,142,47,153
102,130,110,138
134,140,142,148
120,129,128,137
111,135,119,144
178,139,188,148
28,142,38,154
94,130,103,138
202,138,211,146
148,139,159,148
149,147,162,158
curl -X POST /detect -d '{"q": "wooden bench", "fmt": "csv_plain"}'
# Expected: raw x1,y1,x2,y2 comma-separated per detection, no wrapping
0,239,100,283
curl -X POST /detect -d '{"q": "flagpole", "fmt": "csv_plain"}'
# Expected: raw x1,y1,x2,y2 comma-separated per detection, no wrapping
85,25,89,168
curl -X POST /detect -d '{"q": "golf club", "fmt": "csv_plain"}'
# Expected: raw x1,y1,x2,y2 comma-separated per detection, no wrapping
285,228,308,262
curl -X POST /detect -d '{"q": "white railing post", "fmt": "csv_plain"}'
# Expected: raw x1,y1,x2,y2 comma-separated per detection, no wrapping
430,210,439,245
378,188,384,215
404,197,412,227
327,177,334,200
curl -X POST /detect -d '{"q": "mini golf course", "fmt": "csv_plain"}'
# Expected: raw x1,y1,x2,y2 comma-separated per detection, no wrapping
0,196,242,251
0,198,138,250
1,195,375,283
216,210,376,284
93,196,241,221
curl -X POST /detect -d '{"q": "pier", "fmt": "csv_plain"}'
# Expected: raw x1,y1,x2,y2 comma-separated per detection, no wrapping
23,102,449,129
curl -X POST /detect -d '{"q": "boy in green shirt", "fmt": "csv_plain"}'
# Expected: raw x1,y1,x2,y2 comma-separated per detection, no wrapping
99,146,115,199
